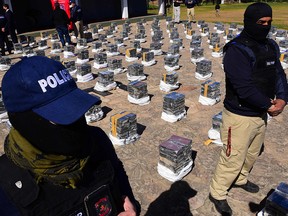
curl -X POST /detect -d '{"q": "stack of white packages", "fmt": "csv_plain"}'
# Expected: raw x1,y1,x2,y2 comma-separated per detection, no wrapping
76,63,93,82
195,59,213,80
94,70,117,92
63,60,77,76
109,111,140,145
22,47,35,57
91,41,103,53
13,43,23,54
106,44,119,57
35,50,46,57
191,47,204,64
211,43,223,58
76,49,89,64
38,39,48,50
127,81,150,105
76,38,88,49
50,42,62,54
141,51,156,66
85,104,103,123
93,52,107,69
0,56,11,71
63,45,75,58
161,92,186,123
158,135,193,182
159,71,179,92
208,111,223,145
108,58,125,74
125,48,138,62
164,54,179,72
127,63,146,81
198,80,221,105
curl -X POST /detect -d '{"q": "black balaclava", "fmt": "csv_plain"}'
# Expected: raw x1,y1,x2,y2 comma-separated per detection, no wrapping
243,2,272,42
8,111,91,157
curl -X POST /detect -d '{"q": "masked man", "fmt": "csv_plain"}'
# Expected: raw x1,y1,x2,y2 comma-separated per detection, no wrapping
209,3,288,215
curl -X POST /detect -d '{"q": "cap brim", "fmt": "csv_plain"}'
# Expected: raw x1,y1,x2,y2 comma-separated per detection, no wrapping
33,88,101,125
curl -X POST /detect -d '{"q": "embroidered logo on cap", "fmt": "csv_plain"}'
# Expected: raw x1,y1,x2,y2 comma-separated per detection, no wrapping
15,181,22,189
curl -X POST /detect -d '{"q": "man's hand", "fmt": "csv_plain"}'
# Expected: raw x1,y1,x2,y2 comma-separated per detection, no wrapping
117,196,136,216
268,99,286,117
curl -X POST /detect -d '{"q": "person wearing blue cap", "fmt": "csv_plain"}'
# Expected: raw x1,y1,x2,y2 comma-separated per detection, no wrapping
209,3,288,215
0,56,140,216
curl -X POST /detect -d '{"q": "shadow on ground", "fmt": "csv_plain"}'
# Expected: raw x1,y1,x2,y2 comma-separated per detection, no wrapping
145,180,197,216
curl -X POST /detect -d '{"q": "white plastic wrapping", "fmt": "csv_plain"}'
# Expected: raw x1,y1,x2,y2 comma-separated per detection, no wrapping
127,95,150,105
151,49,162,56
191,57,205,64
195,72,213,80
109,133,140,145
75,58,89,64
211,52,223,58
85,110,104,123
281,62,288,70
38,46,48,50
76,73,93,83
141,59,156,67
93,62,108,69
50,49,62,54
76,45,88,50
164,65,180,72
92,48,103,53
94,82,117,92
157,161,193,182
111,68,127,75
159,80,179,92
127,74,146,82
198,95,220,106
63,51,75,59
161,111,186,123
106,51,120,57
125,56,138,62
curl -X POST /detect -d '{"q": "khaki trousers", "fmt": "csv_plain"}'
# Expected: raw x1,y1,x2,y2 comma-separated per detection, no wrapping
210,108,267,200
72,20,84,39
173,6,180,23
187,8,195,22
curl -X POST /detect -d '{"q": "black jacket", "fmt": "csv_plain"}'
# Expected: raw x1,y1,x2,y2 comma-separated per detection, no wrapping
223,34,288,116
70,5,82,22
52,7,69,27
4,9,16,31
0,14,7,30
0,126,140,216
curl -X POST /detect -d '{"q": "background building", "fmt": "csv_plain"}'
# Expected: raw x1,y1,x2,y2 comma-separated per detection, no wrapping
2,0,147,34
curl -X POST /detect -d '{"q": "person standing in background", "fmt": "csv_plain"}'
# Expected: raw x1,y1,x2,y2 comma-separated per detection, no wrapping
0,12,12,55
52,2,71,47
3,4,18,44
70,0,84,39
185,0,197,23
215,4,220,17
209,3,288,215
173,0,182,24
